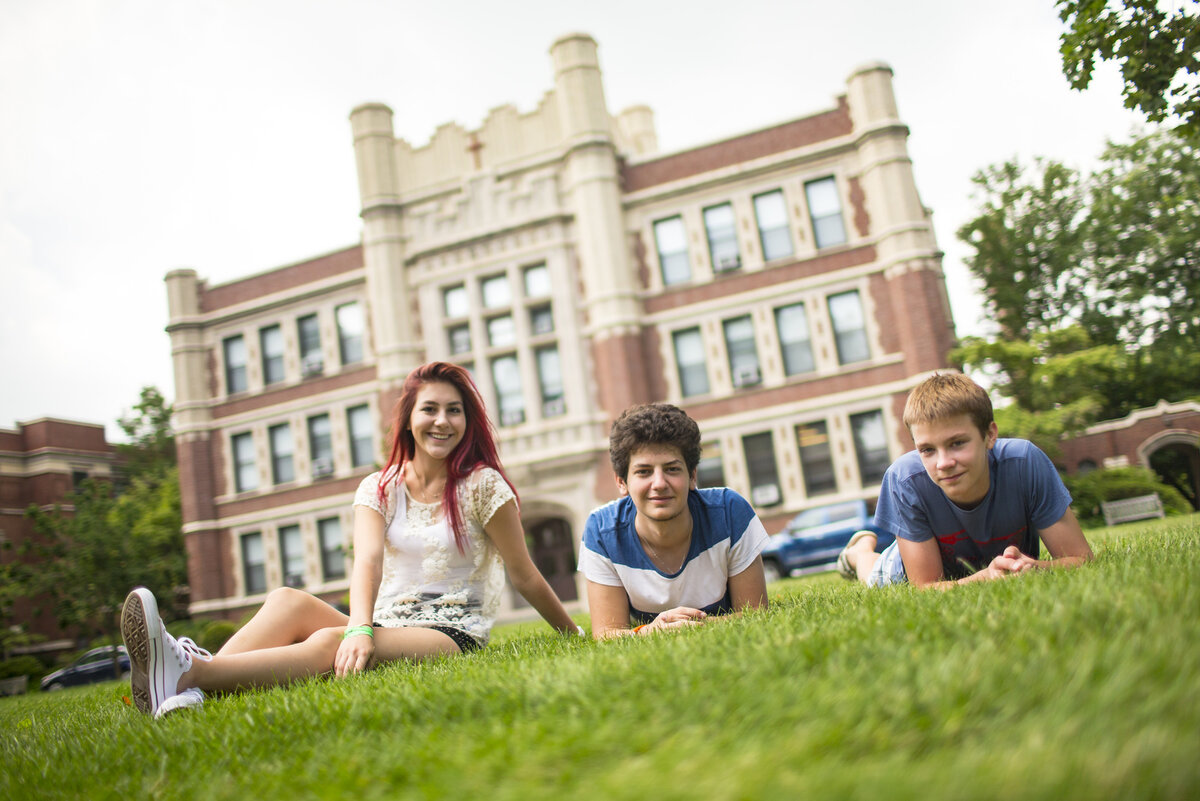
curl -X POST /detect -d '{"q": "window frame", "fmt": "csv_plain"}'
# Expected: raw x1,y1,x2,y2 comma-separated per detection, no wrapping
805,176,848,249
268,422,295,485
672,327,710,398
223,334,248,395
753,189,793,261
703,202,741,273
259,324,285,386
231,431,257,493
653,216,691,286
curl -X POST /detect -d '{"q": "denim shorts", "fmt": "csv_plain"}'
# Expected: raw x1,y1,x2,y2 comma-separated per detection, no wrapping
867,539,908,588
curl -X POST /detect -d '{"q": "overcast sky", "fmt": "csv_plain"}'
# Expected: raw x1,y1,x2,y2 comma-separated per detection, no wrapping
0,0,1145,439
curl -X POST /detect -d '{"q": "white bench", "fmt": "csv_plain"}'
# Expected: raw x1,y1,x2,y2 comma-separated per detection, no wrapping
0,675,29,696
1101,493,1165,526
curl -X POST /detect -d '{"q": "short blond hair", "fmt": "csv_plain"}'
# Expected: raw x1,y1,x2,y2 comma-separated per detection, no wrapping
902,373,993,436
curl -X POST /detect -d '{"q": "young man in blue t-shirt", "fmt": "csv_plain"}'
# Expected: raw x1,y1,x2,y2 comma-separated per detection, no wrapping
839,373,1094,588
578,403,768,638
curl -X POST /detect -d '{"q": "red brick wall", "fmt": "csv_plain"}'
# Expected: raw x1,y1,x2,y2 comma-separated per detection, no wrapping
200,245,363,312
645,245,877,315
590,333,655,422
683,363,909,422
622,98,852,192
186,527,230,603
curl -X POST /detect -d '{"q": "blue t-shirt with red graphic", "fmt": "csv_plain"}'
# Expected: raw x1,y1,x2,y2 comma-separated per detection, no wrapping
873,439,1072,579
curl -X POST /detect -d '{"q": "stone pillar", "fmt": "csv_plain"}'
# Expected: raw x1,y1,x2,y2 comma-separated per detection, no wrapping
164,268,224,603
616,105,658,157
551,33,650,418
349,103,422,393
846,63,955,374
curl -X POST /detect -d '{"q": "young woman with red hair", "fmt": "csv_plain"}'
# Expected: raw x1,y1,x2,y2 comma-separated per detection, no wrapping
122,362,582,717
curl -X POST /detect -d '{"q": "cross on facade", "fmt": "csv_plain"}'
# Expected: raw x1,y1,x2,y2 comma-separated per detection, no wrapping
467,133,484,170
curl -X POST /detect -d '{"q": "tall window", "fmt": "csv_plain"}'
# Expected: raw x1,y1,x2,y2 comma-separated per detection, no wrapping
487,314,515,347
704,203,741,272
297,314,323,376
347,405,373,468
805,176,847,249
653,216,690,286
318,517,346,580
775,303,815,376
491,355,525,426
796,421,837,496
259,324,284,386
672,328,709,397
268,423,294,485
828,290,871,365
523,263,550,298
481,274,511,309
278,524,305,588
308,414,333,478
223,335,247,394
850,410,891,485
529,305,554,335
448,324,472,355
536,346,565,418
335,302,364,366
241,532,266,595
443,284,469,318
697,441,725,489
743,432,781,507
754,190,793,261
232,432,257,493
724,316,761,388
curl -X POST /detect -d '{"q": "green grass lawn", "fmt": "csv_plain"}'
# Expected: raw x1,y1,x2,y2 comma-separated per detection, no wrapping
3,517,1198,800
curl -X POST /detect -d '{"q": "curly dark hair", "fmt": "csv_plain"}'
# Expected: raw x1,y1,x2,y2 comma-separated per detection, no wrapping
608,403,702,479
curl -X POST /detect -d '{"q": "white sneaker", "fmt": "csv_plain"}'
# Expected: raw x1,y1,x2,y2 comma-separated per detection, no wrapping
121,587,212,716
154,687,206,718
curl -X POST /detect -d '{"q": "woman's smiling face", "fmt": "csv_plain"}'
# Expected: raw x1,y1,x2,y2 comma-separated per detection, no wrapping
409,381,465,461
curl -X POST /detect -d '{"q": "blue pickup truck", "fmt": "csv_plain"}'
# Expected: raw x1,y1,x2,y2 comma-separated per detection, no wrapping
760,498,894,581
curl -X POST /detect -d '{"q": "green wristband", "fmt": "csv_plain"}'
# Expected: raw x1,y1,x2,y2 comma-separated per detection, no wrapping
342,625,375,640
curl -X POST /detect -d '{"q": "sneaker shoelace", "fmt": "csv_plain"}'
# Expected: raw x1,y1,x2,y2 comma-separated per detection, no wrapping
168,633,213,667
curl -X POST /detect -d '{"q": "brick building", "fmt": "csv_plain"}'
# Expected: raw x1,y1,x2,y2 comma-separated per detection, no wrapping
1059,400,1200,505
0,418,118,651
166,33,955,621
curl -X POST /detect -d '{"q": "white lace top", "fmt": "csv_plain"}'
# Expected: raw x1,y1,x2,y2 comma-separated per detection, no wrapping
352,465,514,646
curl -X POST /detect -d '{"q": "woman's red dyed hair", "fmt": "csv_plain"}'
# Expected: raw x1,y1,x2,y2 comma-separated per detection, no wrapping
377,362,517,552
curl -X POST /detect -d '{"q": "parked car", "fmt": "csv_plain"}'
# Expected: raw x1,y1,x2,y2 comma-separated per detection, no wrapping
760,499,895,582
40,645,130,691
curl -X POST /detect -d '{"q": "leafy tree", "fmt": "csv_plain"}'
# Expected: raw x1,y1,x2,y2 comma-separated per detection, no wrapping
957,128,1200,422
20,387,186,675
116,386,176,482
1058,0,1200,139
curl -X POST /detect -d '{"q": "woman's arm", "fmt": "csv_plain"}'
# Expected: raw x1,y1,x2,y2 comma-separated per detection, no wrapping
485,499,581,636
334,506,386,677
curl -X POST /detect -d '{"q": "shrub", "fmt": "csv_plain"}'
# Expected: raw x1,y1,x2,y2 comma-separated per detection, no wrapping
0,655,46,682
1066,466,1190,527
198,620,238,653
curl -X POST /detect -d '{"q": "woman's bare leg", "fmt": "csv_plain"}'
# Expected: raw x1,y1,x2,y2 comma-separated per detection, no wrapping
218,587,348,655
177,624,464,694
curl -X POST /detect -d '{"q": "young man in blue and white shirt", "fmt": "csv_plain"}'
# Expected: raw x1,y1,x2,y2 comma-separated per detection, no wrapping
578,403,769,639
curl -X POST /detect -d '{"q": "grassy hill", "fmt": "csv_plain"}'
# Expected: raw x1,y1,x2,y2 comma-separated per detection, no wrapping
3,517,1197,800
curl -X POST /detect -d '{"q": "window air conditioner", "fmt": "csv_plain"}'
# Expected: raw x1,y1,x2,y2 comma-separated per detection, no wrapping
301,354,325,378
751,483,781,507
542,398,565,417
500,409,526,427
714,254,741,272
312,457,335,479
732,365,762,388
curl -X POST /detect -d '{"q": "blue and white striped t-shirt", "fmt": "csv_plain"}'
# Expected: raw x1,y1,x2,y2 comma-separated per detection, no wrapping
578,488,768,624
